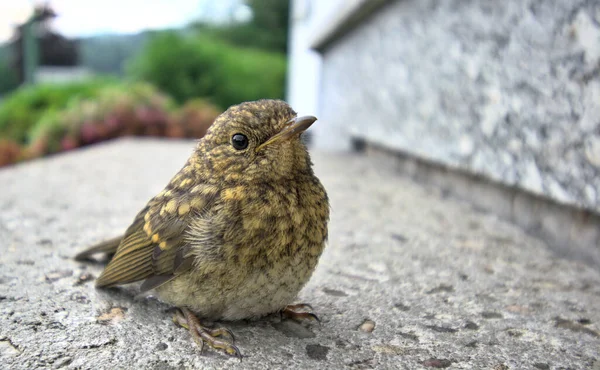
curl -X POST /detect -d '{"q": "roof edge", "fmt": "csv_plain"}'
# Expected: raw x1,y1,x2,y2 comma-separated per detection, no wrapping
309,0,391,53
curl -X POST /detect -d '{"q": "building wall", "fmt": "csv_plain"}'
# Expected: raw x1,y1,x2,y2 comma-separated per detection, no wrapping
36,66,93,83
286,0,351,150
314,0,600,213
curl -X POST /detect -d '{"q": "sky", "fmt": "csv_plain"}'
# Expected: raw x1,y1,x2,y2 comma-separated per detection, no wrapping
0,0,243,43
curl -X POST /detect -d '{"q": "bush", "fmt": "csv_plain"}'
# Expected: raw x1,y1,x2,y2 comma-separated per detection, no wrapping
0,139,22,167
127,32,286,109
0,78,224,168
167,98,221,139
0,78,116,144
27,82,176,157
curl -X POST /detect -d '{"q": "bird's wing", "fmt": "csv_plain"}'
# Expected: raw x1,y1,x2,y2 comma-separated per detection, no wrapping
74,235,122,261
95,182,219,291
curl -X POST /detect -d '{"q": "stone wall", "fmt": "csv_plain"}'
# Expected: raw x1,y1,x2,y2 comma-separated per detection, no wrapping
314,0,600,214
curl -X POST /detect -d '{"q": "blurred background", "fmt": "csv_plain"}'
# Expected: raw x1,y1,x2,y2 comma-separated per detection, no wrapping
0,0,290,166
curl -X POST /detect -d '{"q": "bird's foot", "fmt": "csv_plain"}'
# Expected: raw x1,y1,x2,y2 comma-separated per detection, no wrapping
173,308,242,359
281,303,320,323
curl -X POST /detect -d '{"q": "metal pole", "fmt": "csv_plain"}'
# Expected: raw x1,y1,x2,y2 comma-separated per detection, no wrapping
23,16,38,85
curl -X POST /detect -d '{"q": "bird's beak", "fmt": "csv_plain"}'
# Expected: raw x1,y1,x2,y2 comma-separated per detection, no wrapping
256,115,317,152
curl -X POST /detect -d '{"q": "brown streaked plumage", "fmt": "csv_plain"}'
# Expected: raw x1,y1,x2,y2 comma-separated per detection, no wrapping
75,99,330,358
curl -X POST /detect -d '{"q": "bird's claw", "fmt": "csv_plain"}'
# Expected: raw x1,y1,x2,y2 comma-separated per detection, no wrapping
197,330,242,359
281,303,321,324
285,303,314,311
174,308,242,359
207,327,236,342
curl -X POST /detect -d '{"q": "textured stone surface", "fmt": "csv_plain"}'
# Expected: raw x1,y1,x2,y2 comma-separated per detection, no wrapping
363,145,600,270
1,139,599,369
316,0,600,213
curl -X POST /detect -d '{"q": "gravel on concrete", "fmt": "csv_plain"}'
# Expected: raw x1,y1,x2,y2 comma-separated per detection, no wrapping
0,138,599,369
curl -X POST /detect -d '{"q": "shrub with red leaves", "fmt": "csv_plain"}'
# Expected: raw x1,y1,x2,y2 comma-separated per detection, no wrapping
167,99,221,139
0,140,22,167
26,83,222,159
0,82,223,167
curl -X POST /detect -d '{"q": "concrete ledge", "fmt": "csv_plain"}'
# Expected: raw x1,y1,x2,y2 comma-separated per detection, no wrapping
310,0,391,52
1,138,599,369
360,141,600,270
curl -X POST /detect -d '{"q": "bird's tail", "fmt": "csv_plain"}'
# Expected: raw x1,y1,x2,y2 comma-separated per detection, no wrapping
74,236,122,261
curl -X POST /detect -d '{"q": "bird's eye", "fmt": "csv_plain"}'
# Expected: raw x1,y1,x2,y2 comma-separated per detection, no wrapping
231,133,249,150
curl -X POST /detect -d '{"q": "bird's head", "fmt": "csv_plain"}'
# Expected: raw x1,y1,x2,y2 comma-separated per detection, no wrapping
195,99,317,183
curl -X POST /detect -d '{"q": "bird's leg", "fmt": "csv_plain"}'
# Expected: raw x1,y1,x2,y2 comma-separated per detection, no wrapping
281,303,320,323
173,308,241,358
173,311,236,341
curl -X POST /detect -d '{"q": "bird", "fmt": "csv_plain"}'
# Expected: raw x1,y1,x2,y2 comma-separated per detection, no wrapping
75,99,330,358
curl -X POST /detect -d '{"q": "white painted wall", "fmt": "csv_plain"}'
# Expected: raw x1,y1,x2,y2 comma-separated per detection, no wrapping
286,0,350,151
36,66,94,83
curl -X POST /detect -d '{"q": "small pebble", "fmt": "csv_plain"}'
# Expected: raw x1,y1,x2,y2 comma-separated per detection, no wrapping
358,319,375,332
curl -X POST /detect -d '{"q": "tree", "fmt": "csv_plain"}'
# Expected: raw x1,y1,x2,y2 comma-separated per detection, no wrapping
246,0,290,52
128,32,286,109
193,0,290,54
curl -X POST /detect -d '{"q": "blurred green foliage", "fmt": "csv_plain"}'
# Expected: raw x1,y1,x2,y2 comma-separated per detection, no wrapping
28,82,175,156
127,32,286,109
0,80,221,168
75,0,290,77
79,32,152,75
0,78,117,144
194,0,290,54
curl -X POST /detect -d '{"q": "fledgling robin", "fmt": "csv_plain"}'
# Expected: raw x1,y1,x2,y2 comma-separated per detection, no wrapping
76,99,329,358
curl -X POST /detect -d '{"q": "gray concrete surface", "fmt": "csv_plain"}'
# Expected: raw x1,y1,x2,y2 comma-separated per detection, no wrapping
363,144,600,272
1,138,599,369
